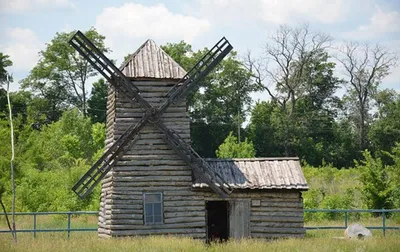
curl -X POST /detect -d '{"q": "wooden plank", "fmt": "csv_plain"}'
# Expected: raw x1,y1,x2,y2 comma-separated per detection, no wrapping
108,222,205,230
229,200,250,238
164,211,205,218
164,216,205,224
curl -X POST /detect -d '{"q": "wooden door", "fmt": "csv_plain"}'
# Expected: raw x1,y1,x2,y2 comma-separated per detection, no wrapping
229,200,250,238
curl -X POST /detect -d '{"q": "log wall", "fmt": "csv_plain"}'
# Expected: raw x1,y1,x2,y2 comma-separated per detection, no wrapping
98,78,305,239
99,78,200,238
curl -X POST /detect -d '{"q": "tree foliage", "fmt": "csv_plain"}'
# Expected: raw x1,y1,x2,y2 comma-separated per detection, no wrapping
216,132,255,158
356,150,395,211
87,78,107,123
337,43,398,151
0,52,13,86
21,29,109,119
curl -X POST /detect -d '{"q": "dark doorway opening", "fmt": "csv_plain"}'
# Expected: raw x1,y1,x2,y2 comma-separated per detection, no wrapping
206,201,229,242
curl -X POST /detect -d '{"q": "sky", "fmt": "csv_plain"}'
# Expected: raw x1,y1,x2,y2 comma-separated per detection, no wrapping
0,0,399,97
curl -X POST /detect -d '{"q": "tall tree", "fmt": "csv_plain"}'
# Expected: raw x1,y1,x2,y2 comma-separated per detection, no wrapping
337,43,398,151
162,42,257,156
0,53,12,87
369,89,400,155
87,78,107,124
246,24,332,115
22,29,109,117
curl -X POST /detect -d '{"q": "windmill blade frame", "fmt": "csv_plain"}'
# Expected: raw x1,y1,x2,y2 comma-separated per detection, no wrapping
69,30,233,199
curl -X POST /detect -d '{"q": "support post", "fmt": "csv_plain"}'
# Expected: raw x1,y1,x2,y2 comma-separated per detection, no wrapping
382,209,386,237
33,213,37,238
344,211,348,228
67,212,71,238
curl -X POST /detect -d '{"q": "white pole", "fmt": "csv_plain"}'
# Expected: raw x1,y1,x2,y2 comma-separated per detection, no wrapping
6,75,17,242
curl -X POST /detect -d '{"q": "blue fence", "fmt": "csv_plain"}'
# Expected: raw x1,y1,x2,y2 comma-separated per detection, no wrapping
0,209,399,238
304,209,400,237
0,211,97,238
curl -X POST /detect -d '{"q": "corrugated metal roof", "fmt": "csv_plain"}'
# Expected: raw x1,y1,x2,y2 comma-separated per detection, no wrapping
193,157,308,190
120,39,187,79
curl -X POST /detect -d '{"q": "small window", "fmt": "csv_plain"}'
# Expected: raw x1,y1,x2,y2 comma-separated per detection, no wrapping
144,192,163,225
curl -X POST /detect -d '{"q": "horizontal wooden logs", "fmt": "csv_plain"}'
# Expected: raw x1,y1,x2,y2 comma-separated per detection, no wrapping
164,216,205,224
105,214,142,220
116,160,187,166
260,202,303,208
164,206,204,212
107,222,205,230
107,209,142,214
251,211,303,217
112,166,190,172
112,176,192,183
106,219,143,225
112,170,192,177
164,211,205,218
104,181,192,188
164,201,204,207
118,155,184,161
252,207,303,212
110,228,205,236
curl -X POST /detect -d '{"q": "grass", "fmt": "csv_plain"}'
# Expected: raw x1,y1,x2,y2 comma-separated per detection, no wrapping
1,234,400,252
1,215,400,251
2,214,398,251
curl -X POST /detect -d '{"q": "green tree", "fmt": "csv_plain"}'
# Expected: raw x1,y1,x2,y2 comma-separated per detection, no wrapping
356,150,393,211
337,43,398,151
22,29,109,118
87,78,107,123
162,42,257,156
216,132,255,158
0,52,12,86
369,90,400,155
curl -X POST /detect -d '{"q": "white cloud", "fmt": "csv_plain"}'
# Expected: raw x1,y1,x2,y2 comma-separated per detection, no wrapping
0,28,43,72
0,0,73,12
194,0,349,24
95,2,211,62
343,7,400,40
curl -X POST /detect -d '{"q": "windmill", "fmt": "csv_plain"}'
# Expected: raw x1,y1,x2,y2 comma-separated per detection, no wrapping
68,31,233,200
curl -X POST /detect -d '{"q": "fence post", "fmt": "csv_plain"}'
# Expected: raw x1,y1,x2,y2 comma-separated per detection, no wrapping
33,213,37,238
67,212,71,238
344,211,348,228
382,209,386,237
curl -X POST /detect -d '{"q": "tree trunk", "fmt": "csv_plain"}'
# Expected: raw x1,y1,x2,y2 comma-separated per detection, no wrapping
82,82,87,117
359,103,366,151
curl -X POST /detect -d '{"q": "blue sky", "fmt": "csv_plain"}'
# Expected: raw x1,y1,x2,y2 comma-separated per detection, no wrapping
0,0,399,95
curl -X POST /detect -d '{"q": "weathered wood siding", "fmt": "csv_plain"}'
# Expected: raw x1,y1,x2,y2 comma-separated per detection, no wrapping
201,191,306,239
99,79,204,238
98,78,306,239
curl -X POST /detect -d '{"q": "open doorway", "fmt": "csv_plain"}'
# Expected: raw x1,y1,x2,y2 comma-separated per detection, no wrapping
206,201,229,242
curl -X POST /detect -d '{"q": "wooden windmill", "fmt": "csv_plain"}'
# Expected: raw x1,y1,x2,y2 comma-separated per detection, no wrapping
69,31,232,199
68,32,309,240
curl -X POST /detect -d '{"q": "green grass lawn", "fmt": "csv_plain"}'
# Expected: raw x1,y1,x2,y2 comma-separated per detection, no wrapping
1,215,400,252
1,234,400,252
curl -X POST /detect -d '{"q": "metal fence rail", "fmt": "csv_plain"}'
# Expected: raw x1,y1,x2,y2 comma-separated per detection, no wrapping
0,211,97,238
0,209,399,238
304,209,400,237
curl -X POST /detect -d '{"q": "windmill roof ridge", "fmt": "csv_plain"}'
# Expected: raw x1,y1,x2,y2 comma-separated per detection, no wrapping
119,39,186,79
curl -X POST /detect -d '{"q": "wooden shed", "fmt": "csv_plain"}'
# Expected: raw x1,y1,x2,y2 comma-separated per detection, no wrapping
98,39,309,240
